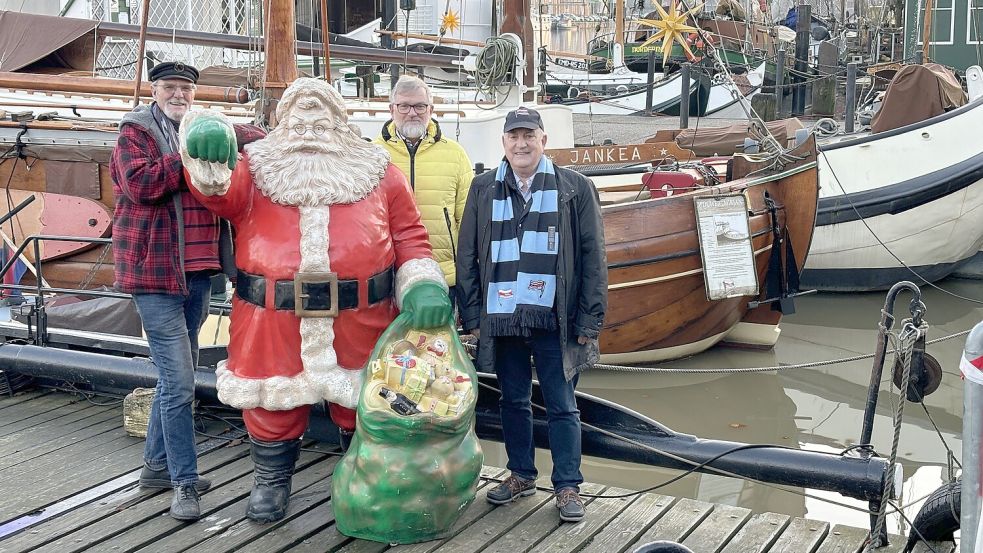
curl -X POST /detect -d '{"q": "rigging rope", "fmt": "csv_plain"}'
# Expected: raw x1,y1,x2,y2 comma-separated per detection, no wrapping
867,319,925,551
461,328,971,374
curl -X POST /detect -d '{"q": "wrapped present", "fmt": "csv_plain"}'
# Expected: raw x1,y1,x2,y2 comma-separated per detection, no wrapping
417,395,439,413
403,372,428,402
384,353,427,390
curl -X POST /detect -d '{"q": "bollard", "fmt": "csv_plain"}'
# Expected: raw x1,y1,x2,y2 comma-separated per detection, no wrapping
775,49,786,118
792,2,811,115
646,50,657,114
845,62,857,133
680,62,691,129
961,321,983,553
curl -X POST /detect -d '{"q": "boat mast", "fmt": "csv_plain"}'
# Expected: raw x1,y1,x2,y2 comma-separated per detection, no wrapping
131,0,152,107
501,0,536,100
614,0,625,68
921,0,934,62
320,0,332,82
262,0,300,124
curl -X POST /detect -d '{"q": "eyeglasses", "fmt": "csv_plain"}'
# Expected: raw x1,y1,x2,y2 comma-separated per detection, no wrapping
292,124,327,136
394,103,431,114
154,84,196,95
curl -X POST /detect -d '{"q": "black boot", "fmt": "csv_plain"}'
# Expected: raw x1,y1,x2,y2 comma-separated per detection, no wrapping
245,438,301,523
339,428,354,452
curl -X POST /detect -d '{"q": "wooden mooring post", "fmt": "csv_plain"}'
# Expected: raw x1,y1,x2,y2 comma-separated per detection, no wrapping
845,62,857,133
679,62,690,129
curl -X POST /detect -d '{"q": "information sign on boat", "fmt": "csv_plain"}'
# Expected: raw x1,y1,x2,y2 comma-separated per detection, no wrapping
694,194,758,300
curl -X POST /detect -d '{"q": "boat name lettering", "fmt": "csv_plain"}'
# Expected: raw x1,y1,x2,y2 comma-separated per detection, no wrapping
569,146,643,164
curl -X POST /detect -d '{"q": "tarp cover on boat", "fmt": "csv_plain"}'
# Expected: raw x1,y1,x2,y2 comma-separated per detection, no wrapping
870,63,967,133
0,11,102,72
647,118,805,156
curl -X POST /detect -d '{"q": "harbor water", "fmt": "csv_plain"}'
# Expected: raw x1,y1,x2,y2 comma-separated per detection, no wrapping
481,277,983,537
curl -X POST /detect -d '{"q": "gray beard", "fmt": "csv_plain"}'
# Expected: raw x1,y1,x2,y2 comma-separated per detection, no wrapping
397,121,427,140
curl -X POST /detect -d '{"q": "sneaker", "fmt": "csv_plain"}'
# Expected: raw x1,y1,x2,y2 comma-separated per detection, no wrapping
555,487,585,522
139,465,211,491
170,484,201,521
486,475,536,505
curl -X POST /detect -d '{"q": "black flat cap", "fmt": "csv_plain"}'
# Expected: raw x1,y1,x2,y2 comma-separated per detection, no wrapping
503,106,544,132
148,61,199,83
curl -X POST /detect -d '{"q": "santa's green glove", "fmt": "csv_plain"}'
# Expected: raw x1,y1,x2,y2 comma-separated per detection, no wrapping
185,116,237,170
401,282,453,329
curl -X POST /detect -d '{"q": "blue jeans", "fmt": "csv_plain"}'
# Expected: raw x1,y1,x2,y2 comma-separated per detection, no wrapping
494,330,583,491
132,271,212,486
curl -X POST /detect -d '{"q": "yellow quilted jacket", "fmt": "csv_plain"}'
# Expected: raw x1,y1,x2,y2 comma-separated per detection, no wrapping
375,119,474,287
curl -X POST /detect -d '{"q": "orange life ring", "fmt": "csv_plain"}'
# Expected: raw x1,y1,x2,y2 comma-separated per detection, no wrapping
685,32,714,62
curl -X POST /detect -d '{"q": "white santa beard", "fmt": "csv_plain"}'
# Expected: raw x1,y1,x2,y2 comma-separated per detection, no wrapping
245,130,390,206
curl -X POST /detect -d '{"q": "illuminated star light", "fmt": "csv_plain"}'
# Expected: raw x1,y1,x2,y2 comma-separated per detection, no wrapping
440,10,461,34
637,0,704,65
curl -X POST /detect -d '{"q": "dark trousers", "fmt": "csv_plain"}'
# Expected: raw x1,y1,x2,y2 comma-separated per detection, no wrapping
494,330,583,491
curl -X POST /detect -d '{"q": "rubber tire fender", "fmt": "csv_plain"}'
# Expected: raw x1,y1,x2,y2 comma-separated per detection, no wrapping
905,478,960,552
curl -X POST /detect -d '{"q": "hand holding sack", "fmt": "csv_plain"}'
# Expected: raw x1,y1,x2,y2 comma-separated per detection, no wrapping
332,312,483,544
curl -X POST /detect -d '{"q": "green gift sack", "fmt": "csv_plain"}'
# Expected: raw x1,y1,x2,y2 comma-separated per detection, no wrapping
332,314,484,544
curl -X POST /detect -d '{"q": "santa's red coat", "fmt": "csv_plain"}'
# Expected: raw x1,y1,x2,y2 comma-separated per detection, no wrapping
189,154,436,439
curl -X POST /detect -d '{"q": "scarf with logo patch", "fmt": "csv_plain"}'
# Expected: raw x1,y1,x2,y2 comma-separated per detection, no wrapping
485,156,560,337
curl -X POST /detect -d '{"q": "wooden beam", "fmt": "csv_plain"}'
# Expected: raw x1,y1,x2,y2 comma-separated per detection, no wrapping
320,0,332,83
545,142,696,166
376,30,607,61
0,72,250,103
262,0,300,125
921,0,934,63
501,0,535,101
615,0,625,47
132,0,152,108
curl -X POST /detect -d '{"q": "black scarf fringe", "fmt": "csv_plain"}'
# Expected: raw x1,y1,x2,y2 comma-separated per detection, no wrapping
486,308,557,337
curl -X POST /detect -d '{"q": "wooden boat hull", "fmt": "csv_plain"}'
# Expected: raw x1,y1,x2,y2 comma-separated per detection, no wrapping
600,137,819,362
0,126,116,291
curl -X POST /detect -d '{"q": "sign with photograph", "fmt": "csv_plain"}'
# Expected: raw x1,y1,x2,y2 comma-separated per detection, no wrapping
694,194,758,300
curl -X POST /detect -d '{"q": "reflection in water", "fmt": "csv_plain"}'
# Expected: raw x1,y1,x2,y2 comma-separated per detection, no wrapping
481,277,983,535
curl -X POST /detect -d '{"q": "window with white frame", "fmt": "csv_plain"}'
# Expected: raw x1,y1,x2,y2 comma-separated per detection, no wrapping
916,0,955,44
969,0,983,43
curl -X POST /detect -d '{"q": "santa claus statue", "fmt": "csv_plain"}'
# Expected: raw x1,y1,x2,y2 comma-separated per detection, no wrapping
179,78,452,523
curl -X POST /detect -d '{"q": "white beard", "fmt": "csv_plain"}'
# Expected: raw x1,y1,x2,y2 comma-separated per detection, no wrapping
244,128,391,206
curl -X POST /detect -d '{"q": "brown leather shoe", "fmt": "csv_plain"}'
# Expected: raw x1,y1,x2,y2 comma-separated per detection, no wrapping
486,475,536,505
556,487,585,522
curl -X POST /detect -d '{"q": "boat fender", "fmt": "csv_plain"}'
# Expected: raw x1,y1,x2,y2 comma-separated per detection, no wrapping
742,137,760,154
633,541,695,553
904,478,959,552
794,128,810,147
967,65,983,101
567,86,581,99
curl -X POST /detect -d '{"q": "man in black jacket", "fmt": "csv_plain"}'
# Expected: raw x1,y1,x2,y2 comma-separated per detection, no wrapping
456,107,607,523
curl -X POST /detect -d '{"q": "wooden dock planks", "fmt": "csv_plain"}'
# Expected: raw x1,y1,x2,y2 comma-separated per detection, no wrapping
0,389,918,553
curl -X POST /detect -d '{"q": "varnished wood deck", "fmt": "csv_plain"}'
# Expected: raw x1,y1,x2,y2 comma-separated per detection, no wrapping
0,389,909,553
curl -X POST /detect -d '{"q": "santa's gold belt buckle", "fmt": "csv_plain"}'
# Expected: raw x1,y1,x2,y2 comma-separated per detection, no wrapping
293,271,339,318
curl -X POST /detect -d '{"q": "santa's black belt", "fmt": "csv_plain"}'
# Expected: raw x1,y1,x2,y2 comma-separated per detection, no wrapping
235,266,394,318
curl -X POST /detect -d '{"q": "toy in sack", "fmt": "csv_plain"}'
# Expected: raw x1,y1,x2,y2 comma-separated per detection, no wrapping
332,313,483,544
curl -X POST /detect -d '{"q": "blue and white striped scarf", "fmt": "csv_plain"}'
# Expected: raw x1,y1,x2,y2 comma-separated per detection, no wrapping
485,156,560,337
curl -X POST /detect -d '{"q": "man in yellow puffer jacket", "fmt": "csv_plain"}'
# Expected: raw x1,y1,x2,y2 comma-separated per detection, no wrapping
375,75,474,301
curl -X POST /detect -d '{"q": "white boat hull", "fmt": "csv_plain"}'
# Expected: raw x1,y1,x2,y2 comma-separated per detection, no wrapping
803,98,983,291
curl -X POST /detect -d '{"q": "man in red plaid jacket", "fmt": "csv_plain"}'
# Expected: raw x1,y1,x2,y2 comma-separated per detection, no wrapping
109,61,264,523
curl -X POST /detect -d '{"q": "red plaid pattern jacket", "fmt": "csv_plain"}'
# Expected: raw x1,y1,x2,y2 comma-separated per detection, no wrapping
110,120,265,294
